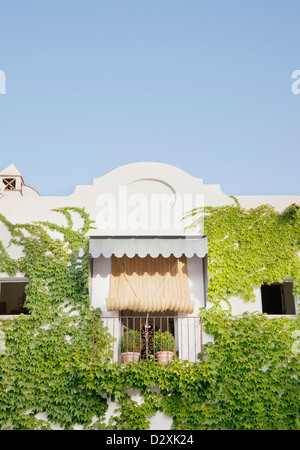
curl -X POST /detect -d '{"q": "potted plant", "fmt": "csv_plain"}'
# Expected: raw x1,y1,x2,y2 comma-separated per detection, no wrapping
121,330,141,363
154,330,175,366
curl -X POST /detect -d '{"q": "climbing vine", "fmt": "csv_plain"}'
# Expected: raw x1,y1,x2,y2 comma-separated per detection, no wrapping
0,202,299,430
0,208,111,429
184,198,300,306
79,308,300,430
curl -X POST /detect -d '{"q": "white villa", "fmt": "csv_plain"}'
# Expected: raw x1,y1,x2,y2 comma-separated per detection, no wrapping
0,161,299,361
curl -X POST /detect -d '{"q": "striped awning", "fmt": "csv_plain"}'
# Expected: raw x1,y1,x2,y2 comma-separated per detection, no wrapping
89,236,207,259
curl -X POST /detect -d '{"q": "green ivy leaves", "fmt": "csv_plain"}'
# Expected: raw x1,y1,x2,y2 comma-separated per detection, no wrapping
0,205,299,430
185,200,300,305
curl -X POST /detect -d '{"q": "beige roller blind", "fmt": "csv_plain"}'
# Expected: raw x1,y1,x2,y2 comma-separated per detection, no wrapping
107,254,194,314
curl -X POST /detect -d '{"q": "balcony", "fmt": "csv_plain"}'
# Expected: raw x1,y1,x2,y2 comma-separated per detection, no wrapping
92,315,204,364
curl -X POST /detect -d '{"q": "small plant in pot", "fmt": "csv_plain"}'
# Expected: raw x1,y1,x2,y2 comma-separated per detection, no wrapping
154,330,176,366
121,330,141,363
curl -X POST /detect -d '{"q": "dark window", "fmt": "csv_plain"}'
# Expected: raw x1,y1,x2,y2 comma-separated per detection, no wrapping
261,282,296,315
3,178,16,190
0,282,29,315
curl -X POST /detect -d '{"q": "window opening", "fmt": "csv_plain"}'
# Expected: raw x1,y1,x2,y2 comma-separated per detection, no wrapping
0,282,29,315
120,310,177,359
261,281,296,315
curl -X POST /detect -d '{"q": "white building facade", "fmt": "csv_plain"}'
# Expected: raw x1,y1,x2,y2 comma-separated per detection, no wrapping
0,162,298,322
0,161,299,429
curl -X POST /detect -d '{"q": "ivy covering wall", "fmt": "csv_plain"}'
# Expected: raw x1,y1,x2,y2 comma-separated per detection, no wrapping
185,198,300,306
0,203,299,430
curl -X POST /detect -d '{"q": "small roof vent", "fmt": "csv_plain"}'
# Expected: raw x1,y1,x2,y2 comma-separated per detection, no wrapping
0,164,25,196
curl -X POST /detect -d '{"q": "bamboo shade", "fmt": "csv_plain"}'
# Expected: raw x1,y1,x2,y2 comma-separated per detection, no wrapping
106,254,194,313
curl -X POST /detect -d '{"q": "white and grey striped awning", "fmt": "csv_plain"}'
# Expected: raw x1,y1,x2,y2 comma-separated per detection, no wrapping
89,236,207,259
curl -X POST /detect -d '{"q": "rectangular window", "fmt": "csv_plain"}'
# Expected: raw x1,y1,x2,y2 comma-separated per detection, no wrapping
0,281,29,315
261,281,296,315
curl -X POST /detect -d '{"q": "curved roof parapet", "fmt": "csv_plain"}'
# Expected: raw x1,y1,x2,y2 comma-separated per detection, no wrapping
22,185,41,197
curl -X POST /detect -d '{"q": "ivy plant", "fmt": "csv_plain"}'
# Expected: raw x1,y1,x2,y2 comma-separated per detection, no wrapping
184,198,300,306
0,202,299,430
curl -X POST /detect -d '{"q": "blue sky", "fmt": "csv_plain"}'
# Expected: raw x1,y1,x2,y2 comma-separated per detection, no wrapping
0,1,299,196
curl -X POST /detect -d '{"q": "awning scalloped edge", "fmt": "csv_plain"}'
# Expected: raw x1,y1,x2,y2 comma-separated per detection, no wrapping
90,237,207,259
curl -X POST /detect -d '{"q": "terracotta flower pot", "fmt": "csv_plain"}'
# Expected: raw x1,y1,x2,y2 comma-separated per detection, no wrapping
155,351,174,366
121,352,140,364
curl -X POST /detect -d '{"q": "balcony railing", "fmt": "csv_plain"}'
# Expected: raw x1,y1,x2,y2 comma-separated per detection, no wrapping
92,316,204,364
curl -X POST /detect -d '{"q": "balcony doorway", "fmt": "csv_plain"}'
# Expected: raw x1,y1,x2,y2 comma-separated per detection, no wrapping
120,309,177,359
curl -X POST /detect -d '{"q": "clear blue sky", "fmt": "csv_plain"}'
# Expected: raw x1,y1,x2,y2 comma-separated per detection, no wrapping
0,1,299,196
